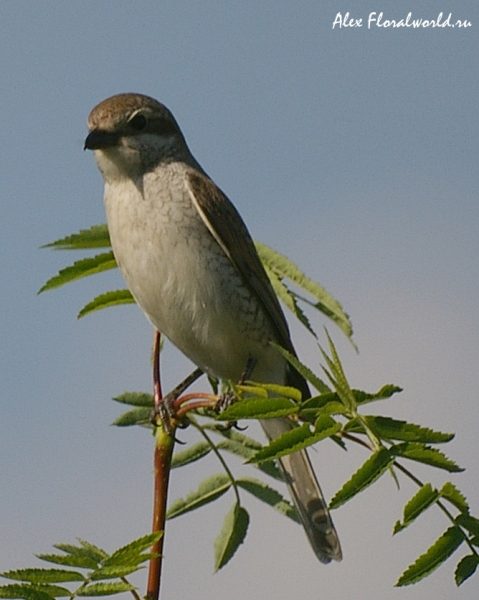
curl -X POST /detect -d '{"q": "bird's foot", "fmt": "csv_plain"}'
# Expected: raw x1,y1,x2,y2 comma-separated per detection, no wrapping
152,368,204,437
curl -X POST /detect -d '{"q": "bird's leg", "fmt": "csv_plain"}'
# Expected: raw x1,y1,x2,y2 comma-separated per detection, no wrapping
239,357,258,385
157,374,205,436
161,367,204,420
214,357,257,415
153,330,163,414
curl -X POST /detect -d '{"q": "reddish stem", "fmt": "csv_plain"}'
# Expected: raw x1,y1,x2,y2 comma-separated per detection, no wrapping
146,329,173,600
146,427,174,600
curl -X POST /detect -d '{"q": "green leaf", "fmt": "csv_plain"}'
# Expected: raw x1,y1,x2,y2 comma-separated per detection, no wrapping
167,474,232,519
171,441,212,468
216,437,259,461
353,384,403,405
330,448,395,509
440,482,469,513
31,584,71,598
396,526,465,586
78,290,135,318
0,584,55,600
263,264,317,338
456,514,479,537
255,241,353,341
0,584,72,600
249,418,341,464
89,565,141,580
36,553,98,570
393,484,439,534
270,344,331,394
58,540,107,563
219,397,298,421
347,417,454,444
393,443,464,472
300,392,347,417
233,384,268,398
76,582,135,596
237,477,299,522
455,554,479,586
111,407,151,427
209,429,283,480
42,225,111,250
39,253,117,293
112,392,154,407
1,570,84,584
320,331,357,412
214,504,249,571
304,385,403,419
102,533,162,567
243,382,303,402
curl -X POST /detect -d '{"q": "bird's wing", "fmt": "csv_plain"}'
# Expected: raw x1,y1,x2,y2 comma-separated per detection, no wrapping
185,170,293,352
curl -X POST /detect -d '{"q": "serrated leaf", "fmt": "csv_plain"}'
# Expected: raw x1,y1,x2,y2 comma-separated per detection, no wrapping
393,443,464,472
346,416,453,444
213,435,284,480
219,397,298,421
111,407,152,427
214,504,249,571
205,424,263,450
237,477,299,522
78,290,134,318
39,252,117,293
301,392,347,416
36,553,98,569
89,565,141,580
55,541,107,563
167,474,232,519
171,441,212,468
1,570,84,584
354,384,403,405
102,533,162,567
456,514,479,537
112,392,154,407
394,484,439,534
29,584,71,597
396,526,465,586
42,225,110,250
440,482,469,513
455,554,479,586
249,419,340,464
270,344,331,394
255,241,353,341
0,584,54,600
330,448,395,509
263,264,317,338
77,582,134,596
320,332,356,412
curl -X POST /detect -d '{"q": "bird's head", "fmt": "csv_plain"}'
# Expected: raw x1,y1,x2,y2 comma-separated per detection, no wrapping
84,93,187,181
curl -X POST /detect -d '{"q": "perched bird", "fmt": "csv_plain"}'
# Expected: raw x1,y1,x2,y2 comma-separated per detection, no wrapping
84,93,341,563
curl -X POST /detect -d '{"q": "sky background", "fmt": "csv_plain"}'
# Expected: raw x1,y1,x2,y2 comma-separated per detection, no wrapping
1,1,478,599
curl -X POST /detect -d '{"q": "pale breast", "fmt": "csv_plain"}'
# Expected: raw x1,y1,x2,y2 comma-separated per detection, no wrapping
103,165,285,385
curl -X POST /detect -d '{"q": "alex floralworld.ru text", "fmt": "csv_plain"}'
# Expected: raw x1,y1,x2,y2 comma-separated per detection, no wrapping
333,12,471,29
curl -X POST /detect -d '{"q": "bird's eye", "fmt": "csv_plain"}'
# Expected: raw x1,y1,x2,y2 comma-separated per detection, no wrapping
129,114,147,131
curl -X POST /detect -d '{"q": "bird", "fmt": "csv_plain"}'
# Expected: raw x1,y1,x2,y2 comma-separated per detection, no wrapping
84,93,342,563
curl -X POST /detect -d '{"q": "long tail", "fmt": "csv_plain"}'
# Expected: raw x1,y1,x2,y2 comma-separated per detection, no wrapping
260,417,342,563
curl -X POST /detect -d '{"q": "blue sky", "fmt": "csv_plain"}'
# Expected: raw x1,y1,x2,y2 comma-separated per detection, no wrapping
1,2,478,599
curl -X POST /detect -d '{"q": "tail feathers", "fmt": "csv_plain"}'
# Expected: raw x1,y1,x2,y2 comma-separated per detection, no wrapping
260,417,342,564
